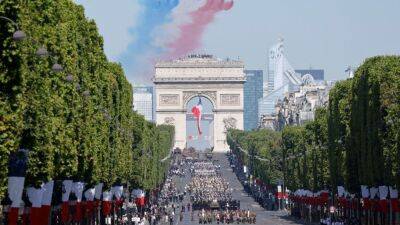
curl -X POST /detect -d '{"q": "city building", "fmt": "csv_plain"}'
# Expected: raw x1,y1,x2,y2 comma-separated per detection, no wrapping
268,77,335,130
259,114,276,130
295,69,325,81
259,39,302,122
133,85,154,122
244,70,263,131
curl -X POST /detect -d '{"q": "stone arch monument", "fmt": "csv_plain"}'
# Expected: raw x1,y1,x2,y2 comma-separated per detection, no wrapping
154,55,245,152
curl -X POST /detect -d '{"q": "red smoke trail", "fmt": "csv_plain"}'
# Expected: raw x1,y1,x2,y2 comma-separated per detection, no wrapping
166,0,234,59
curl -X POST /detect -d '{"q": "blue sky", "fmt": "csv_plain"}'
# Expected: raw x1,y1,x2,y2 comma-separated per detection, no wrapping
75,0,400,82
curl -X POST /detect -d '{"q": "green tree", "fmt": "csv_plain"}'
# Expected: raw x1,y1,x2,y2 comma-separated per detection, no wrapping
327,79,352,192
350,56,400,188
0,0,176,201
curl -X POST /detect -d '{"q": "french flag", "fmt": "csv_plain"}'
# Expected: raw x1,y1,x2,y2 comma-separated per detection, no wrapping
133,189,146,207
191,97,203,135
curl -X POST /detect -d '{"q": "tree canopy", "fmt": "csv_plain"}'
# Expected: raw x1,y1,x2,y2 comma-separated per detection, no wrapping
228,56,400,193
0,0,175,200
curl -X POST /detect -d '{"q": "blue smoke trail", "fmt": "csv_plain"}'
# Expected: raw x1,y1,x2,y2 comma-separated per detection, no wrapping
119,0,180,83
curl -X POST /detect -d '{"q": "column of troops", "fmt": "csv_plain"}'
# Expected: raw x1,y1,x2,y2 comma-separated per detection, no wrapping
186,161,256,224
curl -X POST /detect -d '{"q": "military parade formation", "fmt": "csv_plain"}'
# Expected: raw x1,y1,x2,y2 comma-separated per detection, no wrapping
187,162,233,209
124,152,257,225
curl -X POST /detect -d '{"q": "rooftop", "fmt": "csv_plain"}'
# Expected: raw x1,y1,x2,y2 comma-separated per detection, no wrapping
156,55,244,68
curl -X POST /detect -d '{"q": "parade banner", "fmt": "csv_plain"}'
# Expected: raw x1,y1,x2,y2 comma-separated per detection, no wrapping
379,186,389,213
112,185,124,207
370,187,378,199
7,150,28,225
72,182,85,222
276,185,286,199
27,185,44,225
94,183,103,200
389,186,400,213
361,185,370,198
102,191,112,216
84,188,96,218
360,185,370,209
94,183,103,212
61,180,73,223
132,189,146,206
41,181,54,225
7,177,25,225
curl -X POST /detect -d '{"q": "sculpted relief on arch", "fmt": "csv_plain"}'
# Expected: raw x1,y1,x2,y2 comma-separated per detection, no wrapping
183,91,217,106
159,94,179,106
220,94,240,106
223,117,237,132
164,117,175,125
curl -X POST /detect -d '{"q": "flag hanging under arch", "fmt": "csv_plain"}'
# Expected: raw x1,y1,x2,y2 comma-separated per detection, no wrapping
191,97,203,135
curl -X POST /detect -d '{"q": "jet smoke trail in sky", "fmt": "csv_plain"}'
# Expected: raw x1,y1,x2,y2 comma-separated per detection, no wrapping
120,0,234,83
166,0,234,59
154,0,205,50
118,0,179,83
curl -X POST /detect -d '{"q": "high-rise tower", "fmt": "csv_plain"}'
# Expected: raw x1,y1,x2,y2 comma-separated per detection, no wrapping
259,39,302,123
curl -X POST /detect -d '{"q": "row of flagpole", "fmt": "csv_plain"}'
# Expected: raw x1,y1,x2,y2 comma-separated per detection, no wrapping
289,186,399,225
228,137,400,224
5,176,147,225
3,146,174,225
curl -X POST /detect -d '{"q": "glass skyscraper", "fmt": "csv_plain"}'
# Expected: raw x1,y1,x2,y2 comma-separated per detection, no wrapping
244,70,263,131
133,85,154,122
259,39,302,119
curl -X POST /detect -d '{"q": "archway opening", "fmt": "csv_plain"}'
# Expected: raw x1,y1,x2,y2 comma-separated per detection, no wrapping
186,96,214,151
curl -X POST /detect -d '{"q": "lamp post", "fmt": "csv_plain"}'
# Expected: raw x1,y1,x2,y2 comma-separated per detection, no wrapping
65,74,74,83
51,62,63,73
7,18,69,156
0,16,26,41
35,46,48,57
1,15,63,72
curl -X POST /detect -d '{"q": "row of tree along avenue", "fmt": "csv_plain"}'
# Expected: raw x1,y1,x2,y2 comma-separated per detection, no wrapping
227,56,400,225
0,0,174,224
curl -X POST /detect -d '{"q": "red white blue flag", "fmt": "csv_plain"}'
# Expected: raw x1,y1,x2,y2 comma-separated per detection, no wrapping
132,189,146,206
191,97,203,135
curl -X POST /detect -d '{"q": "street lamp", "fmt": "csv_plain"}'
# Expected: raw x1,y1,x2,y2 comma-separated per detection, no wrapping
51,62,63,73
12,30,26,41
65,74,74,83
35,46,49,57
0,16,26,41
0,16,67,74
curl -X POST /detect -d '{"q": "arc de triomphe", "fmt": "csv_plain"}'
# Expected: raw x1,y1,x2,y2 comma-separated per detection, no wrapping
154,55,245,152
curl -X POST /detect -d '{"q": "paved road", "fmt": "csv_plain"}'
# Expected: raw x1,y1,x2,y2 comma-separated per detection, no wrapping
172,153,305,225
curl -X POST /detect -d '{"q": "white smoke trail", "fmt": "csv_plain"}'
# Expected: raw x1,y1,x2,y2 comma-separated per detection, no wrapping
153,0,206,52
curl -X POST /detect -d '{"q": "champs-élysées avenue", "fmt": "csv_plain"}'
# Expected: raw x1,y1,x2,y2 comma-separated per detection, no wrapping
1,0,400,224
